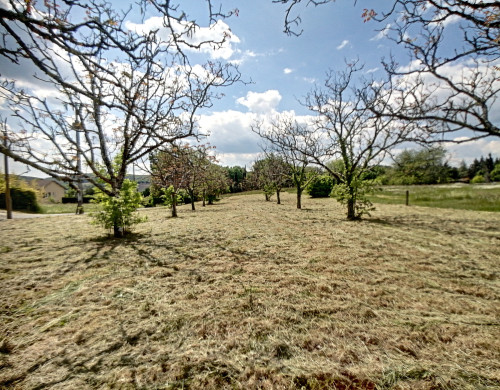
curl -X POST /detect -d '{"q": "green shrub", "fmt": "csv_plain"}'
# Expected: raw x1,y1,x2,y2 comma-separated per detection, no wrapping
160,185,182,207
470,174,485,184
307,175,334,198
91,180,146,236
331,179,376,219
490,164,500,182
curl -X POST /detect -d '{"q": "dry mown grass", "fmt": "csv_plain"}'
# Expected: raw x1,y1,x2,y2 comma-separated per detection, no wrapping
0,193,499,389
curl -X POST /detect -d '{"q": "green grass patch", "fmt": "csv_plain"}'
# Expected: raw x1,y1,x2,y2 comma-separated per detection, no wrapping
39,202,101,214
369,183,500,212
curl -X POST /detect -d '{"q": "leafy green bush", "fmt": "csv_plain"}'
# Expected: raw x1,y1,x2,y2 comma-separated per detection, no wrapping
470,174,485,184
331,179,376,219
490,164,500,182
307,175,334,198
161,185,182,207
91,180,146,236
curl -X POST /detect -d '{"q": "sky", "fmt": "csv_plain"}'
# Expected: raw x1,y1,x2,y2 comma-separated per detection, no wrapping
1,0,499,176
196,0,499,168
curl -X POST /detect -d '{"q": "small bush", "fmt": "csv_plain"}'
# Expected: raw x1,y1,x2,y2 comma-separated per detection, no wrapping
91,180,146,237
307,175,334,198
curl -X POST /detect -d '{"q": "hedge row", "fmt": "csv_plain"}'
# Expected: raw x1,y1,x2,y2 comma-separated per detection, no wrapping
0,188,41,212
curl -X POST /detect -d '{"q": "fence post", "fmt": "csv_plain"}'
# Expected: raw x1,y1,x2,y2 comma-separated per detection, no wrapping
405,190,409,206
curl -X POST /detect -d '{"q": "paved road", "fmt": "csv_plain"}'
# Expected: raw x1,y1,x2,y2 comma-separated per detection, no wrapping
0,211,73,220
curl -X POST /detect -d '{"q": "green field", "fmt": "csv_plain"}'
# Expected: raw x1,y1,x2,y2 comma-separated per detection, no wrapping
368,183,500,212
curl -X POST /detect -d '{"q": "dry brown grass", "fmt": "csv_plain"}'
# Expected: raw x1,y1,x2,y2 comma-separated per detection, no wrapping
0,193,499,389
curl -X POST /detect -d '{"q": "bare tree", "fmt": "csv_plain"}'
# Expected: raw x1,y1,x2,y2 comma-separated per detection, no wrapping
0,1,240,235
252,153,290,204
183,144,216,211
149,143,192,218
373,1,500,141
253,115,318,209
271,0,336,35
265,62,412,219
148,142,215,213
271,0,500,140
201,162,230,205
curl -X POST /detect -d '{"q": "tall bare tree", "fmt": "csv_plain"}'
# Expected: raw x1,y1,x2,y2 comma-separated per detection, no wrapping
252,153,290,204
253,115,318,209
0,0,240,235
374,1,500,141
150,143,191,218
260,62,412,219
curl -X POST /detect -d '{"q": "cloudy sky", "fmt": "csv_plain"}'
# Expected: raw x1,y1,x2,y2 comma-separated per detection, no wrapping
1,0,499,176
177,0,500,168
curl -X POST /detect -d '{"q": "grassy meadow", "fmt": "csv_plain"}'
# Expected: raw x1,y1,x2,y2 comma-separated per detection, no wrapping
368,183,500,212
38,203,102,215
0,193,499,389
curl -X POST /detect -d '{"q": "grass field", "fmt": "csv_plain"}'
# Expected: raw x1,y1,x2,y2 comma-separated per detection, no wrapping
0,193,499,389
38,203,101,215
368,183,500,212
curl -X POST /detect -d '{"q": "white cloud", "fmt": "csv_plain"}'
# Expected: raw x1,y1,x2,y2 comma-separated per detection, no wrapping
365,67,379,74
303,77,317,84
336,40,349,50
216,152,261,168
198,109,261,164
370,24,391,41
284,68,293,74
125,18,240,60
230,49,258,65
236,90,282,114
445,138,500,166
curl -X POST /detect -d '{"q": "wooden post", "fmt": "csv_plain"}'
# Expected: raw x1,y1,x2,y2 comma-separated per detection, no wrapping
405,190,409,206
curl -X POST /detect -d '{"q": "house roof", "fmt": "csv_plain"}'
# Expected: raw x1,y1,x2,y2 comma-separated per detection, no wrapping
33,178,67,189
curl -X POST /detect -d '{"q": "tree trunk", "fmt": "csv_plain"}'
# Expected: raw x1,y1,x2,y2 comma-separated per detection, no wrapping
172,192,178,217
202,190,206,207
113,223,124,238
347,197,356,220
276,189,281,205
3,151,12,219
189,189,196,211
296,187,302,209
76,187,84,215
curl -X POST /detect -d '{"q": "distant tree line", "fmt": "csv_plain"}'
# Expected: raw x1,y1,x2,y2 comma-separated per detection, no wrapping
377,148,500,185
236,146,500,211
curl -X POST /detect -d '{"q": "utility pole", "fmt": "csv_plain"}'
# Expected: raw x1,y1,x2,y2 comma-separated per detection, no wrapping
3,126,13,219
74,106,84,214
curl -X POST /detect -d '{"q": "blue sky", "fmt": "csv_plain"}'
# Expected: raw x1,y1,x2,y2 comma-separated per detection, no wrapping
1,0,499,176
187,0,499,168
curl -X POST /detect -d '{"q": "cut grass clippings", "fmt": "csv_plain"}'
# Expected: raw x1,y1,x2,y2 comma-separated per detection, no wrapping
0,192,499,389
